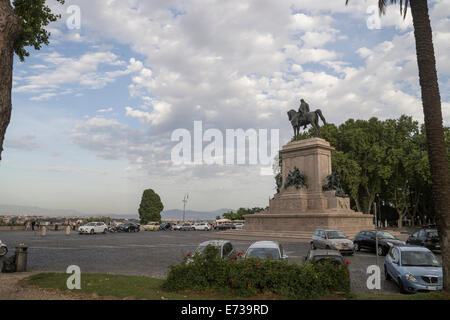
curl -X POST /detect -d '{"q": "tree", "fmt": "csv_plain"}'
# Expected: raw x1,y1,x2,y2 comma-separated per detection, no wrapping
0,0,65,160
138,189,164,224
346,0,450,292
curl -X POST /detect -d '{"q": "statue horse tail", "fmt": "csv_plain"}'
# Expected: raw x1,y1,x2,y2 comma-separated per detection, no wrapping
315,109,327,125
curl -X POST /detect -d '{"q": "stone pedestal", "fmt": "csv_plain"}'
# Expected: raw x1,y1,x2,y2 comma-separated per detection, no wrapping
244,138,373,235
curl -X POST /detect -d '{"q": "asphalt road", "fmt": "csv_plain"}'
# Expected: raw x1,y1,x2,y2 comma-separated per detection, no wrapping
0,230,409,294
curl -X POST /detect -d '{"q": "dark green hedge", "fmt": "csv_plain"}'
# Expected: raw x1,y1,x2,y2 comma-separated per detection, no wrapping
162,246,350,299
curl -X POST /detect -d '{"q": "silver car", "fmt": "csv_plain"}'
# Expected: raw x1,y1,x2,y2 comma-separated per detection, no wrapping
188,240,236,263
244,241,288,261
311,229,355,255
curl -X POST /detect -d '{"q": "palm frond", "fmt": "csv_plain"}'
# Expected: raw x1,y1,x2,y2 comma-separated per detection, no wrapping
345,0,409,20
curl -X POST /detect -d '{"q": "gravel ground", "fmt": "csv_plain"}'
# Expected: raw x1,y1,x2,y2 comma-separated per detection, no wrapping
1,230,430,299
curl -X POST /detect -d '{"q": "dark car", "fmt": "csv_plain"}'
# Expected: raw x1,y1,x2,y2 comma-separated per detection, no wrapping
118,222,140,232
354,230,405,256
406,228,440,252
214,223,236,231
303,249,346,266
159,222,172,231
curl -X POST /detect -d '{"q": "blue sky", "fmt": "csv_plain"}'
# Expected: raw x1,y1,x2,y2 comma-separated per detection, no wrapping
1,0,449,215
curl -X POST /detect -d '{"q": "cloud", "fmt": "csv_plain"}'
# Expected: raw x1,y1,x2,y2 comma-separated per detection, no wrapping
5,134,39,151
13,52,143,100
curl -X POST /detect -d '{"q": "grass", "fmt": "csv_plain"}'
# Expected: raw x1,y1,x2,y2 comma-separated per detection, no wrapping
24,273,450,300
24,273,277,300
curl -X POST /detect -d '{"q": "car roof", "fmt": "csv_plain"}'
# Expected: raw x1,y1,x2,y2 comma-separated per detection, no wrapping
248,241,280,249
395,245,432,252
198,240,230,247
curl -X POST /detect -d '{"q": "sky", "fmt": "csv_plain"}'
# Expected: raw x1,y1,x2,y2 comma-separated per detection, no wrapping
0,0,449,215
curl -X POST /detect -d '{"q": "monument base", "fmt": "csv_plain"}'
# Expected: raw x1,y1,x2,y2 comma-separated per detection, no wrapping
243,138,374,237
243,212,374,237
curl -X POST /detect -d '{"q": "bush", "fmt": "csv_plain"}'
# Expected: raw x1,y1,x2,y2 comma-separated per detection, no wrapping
162,246,350,299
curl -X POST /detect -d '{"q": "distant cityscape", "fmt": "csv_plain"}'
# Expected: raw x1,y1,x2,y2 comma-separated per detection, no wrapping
0,204,233,225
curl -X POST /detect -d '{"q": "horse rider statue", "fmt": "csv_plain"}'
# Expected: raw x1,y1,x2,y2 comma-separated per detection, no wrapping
287,98,327,137
298,99,310,130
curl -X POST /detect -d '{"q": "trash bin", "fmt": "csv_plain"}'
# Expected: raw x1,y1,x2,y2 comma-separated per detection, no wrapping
15,246,28,272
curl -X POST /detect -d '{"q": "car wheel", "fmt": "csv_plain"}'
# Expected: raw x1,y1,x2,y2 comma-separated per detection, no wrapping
103,229,107,234
90,229,95,235
354,242,360,252
398,278,408,294
310,242,316,250
384,266,391,281
0,246,7,257
377,246,385,256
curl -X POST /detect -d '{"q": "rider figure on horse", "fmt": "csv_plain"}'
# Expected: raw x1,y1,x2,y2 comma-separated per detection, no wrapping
298,99,310,129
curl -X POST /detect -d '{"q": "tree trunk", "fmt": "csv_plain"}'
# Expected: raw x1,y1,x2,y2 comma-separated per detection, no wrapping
0,0,22,160
410,0,450,292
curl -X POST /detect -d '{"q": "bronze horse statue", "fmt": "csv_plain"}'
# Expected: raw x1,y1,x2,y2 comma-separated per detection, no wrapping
287,109,327,136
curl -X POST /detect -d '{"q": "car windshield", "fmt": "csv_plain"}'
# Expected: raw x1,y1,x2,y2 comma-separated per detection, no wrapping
85,223,95,226
401,251,441,267
378,232,395,239
326,231,347,239
246,248,280,260
313,257,343,266
426,230,439,237
195,245,220,254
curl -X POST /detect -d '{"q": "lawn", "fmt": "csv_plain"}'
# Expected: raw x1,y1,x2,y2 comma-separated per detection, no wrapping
24,273,450,300
24,273,273,300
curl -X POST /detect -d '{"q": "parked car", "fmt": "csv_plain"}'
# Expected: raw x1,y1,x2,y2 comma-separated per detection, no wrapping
233,223,244,230
192,223,211,231
159,222,172,231
214,223,236,231
0,240,7,257
78,222,108,234
406,228,440,252
178,223,194,231
354,230,405,256
190,240,237,262
172,223,182,231
384,246,442,293
142,222,160,231
311,229,354,255
244,241,288,261
304,249,346,266
118,222,140,232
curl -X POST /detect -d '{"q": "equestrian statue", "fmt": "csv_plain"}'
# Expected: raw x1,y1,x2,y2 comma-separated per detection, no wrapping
287,99,327,137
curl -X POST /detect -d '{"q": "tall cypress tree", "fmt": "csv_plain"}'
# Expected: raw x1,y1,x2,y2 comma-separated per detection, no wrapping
138,189,164,224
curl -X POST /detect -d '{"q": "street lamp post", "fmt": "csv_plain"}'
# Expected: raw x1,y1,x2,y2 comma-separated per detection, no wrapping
182,194,189,222
375,194,379,267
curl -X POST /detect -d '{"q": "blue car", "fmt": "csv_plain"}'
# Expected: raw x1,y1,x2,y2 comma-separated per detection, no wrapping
384,246,442,293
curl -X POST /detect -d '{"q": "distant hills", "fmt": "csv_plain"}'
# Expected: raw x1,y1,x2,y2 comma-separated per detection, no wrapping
161,208,232,221
0,204,232,220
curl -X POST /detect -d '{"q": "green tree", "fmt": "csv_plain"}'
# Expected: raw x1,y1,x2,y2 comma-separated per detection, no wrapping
0,0,65,160
138,189,164,224
346,0,450,293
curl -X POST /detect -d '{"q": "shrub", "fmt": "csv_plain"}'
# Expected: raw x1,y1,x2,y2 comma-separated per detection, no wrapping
162,246,350,299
